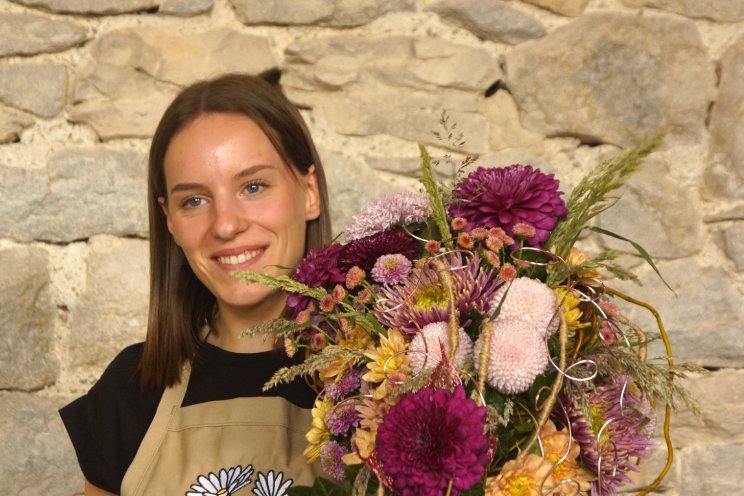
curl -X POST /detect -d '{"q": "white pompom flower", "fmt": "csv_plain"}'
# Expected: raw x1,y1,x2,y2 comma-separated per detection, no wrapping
490,277,560,337
409,321,474,373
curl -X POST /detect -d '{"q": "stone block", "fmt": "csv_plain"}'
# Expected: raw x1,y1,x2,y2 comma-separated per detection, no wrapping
505,12,715,148
0,63,67,118
0,246,56,390
68,235,149,371
721,222,744,271
678,444,744,495
0,392,82,494
159,0,212,15
621,0,744,22
522,0,588,16
9,0,156,14
0,104,33,144
0,13,86,57
427,0,546,44
480,90,544,152
230,0,414,27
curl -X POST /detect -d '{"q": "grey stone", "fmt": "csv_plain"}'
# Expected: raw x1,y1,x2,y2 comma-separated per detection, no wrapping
230,0,414,27
721,222,744,271
705,34,744,200
521,0,588,16
0,246,56,390
159,0,212,15
68,235,149,370
621,0,744,22
70,28,277,139
597,150,704,259
0,148,148,242
678,444,744,495
505,12,714,147
9,0,156,14
0,13,87,57
427,0,546,44
0,104,33,143
0,63,67,118
0,392,82,493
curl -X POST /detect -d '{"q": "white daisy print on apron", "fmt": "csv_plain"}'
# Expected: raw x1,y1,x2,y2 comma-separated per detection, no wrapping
252,470,293,496
185,465,254,496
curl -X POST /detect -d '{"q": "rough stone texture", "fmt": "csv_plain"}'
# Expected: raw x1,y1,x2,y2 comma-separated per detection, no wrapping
678,444,744,495
505,13,715,147
0,246,55,391
598,150,704,259
68,235,149,370
159,0,212,15
427,0,546,44
230,0,414,27
9,0,156,14
521,0,588,16
70,28,277,139
285,35,500,154
0,148,147,242
621,0,744,22
705,34,744,200
721,223,744,271
0,392,82,493
0,104,34,143
480,89,543,152
0,64,67,118
0,13,87,57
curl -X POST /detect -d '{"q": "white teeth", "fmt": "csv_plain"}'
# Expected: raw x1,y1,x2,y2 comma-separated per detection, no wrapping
218,249,260,265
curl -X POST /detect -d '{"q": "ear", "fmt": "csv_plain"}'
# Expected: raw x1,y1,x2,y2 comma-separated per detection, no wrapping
304,165,321,221
158,196,179,245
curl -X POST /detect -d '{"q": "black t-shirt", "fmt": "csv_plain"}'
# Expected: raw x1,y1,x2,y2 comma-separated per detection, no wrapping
59,342,316,494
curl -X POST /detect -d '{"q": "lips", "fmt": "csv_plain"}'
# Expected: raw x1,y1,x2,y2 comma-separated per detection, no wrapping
214,248,263,266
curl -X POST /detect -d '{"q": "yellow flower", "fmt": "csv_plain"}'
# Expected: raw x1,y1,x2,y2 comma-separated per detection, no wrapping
303,396,333,462
567,247,599,279
318,324,372,381
362,328,411,384
485,454,558,496
539,421,595,494
555,288,583,330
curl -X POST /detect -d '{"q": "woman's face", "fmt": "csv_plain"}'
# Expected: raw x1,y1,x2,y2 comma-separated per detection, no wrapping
160,112,321,321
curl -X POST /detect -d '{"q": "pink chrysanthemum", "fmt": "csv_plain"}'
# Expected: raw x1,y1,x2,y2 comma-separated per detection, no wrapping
341,230,419,274
371,254,412,284
319,440,348,481
563,377,657,496
449,165,567,247
288,243,346,318
374,252,501,334
346,191,430,241
376,385,490,495
408,322,474,373
490,277,559,337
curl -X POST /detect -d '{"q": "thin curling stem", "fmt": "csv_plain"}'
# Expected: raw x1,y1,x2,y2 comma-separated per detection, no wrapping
520,310,568,458
432,258,460,361
477,319,494,406
605,287,675,496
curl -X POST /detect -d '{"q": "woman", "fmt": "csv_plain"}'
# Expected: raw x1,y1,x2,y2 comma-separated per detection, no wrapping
60,73,331,495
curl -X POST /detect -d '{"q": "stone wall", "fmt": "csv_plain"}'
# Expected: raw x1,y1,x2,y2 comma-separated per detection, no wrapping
0,0,742,494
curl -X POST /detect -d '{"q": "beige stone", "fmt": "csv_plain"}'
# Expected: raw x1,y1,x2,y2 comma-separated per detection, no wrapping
505,13,714,147
68,235,149,371
621,0,744,22
0,246,56,390
427,0,546,44
0,104,33,143
721,223,744,271
159,0,212,15
0,63,67,118
0,13,87,57
480,90,543,152
230,0,414,27
521,0,588,16
9,0,156,14
678,444,744,495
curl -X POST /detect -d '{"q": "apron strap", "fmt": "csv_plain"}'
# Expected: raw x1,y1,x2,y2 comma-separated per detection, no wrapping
120,363,191,496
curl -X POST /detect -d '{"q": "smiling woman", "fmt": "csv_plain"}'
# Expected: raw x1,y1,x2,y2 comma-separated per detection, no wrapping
59,74,331,496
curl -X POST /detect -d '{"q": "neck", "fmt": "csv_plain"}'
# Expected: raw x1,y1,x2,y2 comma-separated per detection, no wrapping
208,295,285,353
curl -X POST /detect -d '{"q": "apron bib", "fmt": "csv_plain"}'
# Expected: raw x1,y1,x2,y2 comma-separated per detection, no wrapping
121,365,319,496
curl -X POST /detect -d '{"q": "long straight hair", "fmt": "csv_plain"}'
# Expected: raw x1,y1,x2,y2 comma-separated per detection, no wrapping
139,73,331,390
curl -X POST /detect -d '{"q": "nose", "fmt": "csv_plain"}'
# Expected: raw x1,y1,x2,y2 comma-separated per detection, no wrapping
212,197,248,240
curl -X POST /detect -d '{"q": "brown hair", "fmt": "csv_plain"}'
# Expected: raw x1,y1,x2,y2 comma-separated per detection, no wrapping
139,73,331,390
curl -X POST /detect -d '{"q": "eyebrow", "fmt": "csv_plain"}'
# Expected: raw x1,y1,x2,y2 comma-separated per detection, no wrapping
168,164,276,196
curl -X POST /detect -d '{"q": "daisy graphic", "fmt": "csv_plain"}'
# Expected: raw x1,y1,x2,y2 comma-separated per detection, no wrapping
252,470,293,496
186,464,254,496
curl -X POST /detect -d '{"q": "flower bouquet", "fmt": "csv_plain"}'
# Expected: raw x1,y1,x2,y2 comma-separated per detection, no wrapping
236,126,697,496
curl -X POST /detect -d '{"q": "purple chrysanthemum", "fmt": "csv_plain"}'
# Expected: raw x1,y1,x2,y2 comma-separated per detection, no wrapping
374,252,501,334
448,165,567,247
287,243,346,318
371,254,412,284
376,385,490,496
319,440,348,481
324,368,363,400
325,400,360,436
564,377,657,496
340,230,419,274
346,191,430,241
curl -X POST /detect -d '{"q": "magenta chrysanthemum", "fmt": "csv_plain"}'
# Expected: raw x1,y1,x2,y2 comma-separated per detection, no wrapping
340,230,419,274
376,385,490,495
409,322,474,373
287,243,346,318
324,368,363,400
374,252,501,334
448,165,567,246
319,440,348,481
490,277,559,337
564,377,657,496
371,254,412,284
346,191,430,241
325,400,360,436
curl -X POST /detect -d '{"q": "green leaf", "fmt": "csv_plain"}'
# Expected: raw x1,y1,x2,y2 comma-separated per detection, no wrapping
419,143,453,248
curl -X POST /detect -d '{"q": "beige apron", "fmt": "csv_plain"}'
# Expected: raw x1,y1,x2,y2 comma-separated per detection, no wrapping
121,364,320,496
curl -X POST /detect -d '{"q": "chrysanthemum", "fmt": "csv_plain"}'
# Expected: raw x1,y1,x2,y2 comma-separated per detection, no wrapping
325,399,360,436
490,277,559,337
484,454,557,496
371,254,412,284
362,328,411,384
449,165,567,247
408,321,474,373
473,317,549,394
376,385,490,495
346,191,430,241
539,420,595,494
319,441,348,481
556,288,583,331
324,367,363,400
288,243,346,318
563,377,656,495
303,396,334,463
341,230,419,276
374,252,501,334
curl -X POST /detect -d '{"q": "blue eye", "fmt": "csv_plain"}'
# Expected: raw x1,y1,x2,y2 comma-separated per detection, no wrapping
183,197,204,208
245,181,264,194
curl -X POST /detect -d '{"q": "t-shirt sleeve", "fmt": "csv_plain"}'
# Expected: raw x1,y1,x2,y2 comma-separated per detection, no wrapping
59,343,162,494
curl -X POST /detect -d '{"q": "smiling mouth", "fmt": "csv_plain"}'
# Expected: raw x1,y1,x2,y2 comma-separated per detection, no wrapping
217,249,262,266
